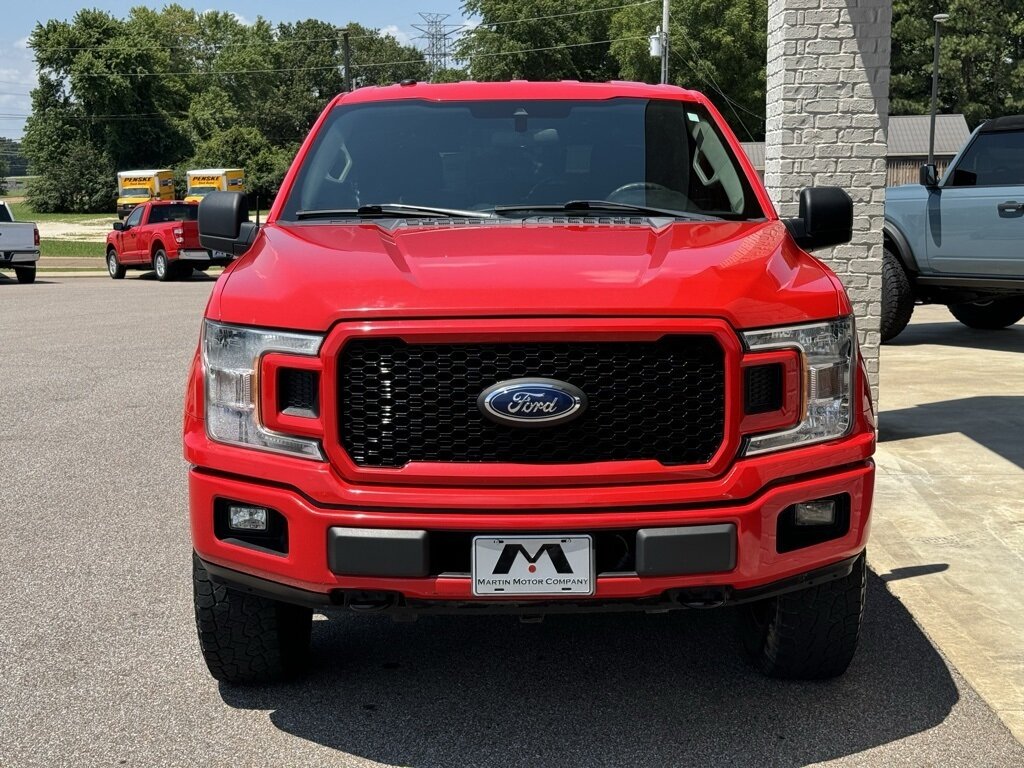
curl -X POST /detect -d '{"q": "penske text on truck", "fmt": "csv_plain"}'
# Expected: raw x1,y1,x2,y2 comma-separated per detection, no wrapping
185,169,245,204
117,170,174,220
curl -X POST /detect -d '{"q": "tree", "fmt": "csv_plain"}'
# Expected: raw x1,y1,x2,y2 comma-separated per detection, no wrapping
609,0,767,140
0,157,8,197
891,0,1024,126
455,0,620,81
26,138,115,213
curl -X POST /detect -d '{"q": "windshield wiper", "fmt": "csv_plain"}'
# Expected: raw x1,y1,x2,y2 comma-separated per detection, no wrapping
296,203,496,220
492,200,721,221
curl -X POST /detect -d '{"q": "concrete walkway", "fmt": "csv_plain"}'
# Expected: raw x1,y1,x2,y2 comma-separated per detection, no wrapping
870,303,1024,743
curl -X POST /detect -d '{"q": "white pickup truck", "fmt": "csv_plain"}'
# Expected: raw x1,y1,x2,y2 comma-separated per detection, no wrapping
0,201,39,284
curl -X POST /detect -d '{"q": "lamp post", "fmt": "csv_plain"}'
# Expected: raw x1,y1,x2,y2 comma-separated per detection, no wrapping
928,13,950,167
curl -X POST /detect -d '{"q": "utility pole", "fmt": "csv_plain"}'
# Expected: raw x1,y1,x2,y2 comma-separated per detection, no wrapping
342,29,352,92
928,13,950,166
660,0,670,84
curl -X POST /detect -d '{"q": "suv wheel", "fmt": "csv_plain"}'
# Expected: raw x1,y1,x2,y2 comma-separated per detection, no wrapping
192,554,313,684
739,553,866,679
153,249,174,282
881,249,914,342
948,297,1024,330
14,265,36,284
107,249,126,280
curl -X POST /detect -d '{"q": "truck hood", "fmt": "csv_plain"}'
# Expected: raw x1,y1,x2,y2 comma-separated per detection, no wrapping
209,219,844,331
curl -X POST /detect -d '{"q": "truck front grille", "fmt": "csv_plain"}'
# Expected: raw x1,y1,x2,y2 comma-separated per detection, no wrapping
338,336,725,468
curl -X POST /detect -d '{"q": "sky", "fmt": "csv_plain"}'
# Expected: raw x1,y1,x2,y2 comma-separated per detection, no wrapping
0,1,470,140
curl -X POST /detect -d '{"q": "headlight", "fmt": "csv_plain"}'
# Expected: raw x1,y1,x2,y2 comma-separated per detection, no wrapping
741,317,855,455
202,320,324,460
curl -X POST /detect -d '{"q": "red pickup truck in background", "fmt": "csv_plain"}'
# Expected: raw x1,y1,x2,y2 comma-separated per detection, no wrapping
105,200,232,281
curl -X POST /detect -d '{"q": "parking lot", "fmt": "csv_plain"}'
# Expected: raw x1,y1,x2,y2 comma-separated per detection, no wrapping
1,275,1023,767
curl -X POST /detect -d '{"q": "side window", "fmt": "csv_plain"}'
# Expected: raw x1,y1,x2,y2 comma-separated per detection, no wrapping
948,130,1024,187
125,206,144,228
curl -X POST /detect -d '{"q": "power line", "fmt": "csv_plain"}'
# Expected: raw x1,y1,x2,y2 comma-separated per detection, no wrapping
412,13,461,78
669,43,761,141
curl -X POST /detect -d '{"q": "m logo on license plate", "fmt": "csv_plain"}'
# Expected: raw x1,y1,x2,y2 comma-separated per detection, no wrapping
472,535,593,596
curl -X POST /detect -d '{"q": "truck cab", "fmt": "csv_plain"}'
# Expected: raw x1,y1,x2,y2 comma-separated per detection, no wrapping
187,81,873,685
116,169,174,220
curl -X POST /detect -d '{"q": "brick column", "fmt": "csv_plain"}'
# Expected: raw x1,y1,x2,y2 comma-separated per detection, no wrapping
764,0,891,399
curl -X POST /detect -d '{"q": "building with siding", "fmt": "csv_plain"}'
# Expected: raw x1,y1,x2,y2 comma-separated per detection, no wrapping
741,113,971,188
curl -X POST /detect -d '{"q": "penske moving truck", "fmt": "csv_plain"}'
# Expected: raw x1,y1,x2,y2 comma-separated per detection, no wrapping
185,168,245,204
117,169,174,220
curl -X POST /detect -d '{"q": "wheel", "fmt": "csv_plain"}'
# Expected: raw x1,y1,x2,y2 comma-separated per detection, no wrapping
14,265,36,284
948,297,1024,330
192,553,312,685
881,249,914,342
153,249,174,282
739,553,866,679
106,249,126,280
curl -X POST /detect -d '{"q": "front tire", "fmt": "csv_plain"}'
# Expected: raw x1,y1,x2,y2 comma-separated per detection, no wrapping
14,265,36,284
107,249,126,280
192,554,313,685
153,249,174,282
740,553,866,679
948,297,1024,330
881,249,914,342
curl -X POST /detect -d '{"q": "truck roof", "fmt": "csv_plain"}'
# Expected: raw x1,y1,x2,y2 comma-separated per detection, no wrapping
978,115,1024,133
117,169,172,177
333,80,706,107
187,168,243,175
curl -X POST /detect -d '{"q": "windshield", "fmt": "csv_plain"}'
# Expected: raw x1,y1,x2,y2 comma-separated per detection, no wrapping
280,98,762,221
188,186,218,196
122,187,152,198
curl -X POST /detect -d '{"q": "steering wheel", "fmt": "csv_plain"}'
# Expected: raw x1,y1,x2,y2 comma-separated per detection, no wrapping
606,181,673,202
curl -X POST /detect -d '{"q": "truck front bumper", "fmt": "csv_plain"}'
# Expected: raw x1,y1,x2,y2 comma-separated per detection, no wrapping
190,459,874,610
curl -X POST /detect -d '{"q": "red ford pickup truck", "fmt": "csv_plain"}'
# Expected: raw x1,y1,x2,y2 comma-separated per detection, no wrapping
106,200,231,281
187,81,875,684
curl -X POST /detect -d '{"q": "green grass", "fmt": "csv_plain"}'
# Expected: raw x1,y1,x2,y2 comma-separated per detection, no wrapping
40,240,104,258
2,200,115,223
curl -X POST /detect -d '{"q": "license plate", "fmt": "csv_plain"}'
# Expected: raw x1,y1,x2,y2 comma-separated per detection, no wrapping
472,535,593,596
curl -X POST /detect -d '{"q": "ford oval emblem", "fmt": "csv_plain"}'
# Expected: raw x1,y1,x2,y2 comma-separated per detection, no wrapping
478,378,587,428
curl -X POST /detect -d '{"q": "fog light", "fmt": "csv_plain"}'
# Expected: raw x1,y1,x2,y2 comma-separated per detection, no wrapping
228,505,269,531
794,500,836,526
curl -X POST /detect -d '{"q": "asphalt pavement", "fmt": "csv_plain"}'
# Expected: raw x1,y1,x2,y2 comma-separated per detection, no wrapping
1,274,1022,767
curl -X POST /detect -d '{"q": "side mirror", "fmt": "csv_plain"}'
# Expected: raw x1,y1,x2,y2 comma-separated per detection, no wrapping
784,187,853,252
112,221,124,231
919,163,939,188
199,191,258,256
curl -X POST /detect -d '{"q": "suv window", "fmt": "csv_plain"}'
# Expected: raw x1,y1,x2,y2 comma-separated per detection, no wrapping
947,129,1024,187
281,98,762,221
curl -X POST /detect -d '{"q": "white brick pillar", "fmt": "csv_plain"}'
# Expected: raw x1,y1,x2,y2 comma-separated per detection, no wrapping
764,0,891,399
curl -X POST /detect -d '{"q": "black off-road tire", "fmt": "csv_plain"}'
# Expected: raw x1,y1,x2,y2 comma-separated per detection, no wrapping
14,265,36,284
881,249,914,342
948,297,1024,330
740,553,866,680
192,554,313,685
106,249,126,280
153,248,174,282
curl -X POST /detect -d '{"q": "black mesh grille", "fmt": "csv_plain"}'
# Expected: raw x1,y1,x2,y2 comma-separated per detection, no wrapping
744,364,783,415
338,336,725,468
278,369,319,418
